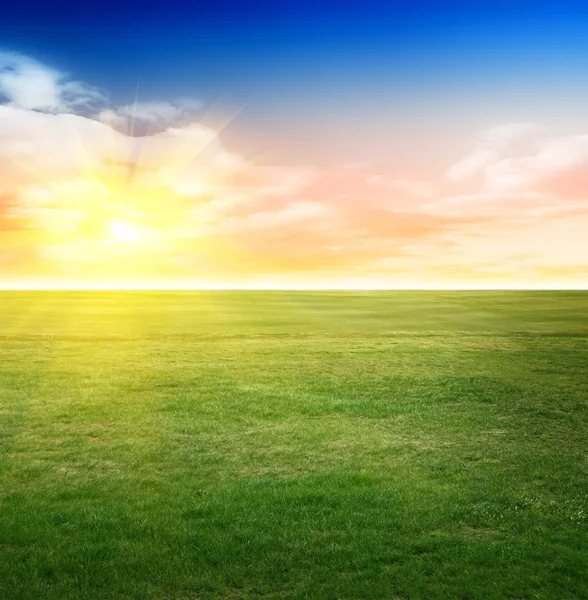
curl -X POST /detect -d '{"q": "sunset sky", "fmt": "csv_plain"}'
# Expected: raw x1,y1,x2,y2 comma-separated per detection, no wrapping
1,0,588,288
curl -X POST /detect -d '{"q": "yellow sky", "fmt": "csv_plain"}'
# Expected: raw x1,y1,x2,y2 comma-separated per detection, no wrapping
1,106,588,289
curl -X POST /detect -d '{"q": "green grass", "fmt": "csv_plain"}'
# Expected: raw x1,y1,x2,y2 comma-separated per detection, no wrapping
0,291,587,599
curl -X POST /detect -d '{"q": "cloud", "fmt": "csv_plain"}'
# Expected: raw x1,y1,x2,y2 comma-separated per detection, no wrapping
446,123,588,202
0,105,244,190
0,51,106,113
483,134,588,193
99,99,203,133
447,122,548,183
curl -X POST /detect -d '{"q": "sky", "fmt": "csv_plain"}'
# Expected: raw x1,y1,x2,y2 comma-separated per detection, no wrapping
1,0,588,288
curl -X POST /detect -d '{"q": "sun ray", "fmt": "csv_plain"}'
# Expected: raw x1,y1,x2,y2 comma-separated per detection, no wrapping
155,95,253,183
60,113,97,181
126,79,161,186
128,78,141,139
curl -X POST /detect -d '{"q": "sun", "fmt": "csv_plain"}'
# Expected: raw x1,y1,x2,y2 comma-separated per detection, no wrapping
108,220,144,244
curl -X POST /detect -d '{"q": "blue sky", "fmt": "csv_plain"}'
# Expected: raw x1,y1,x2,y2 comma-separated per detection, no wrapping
3,1,588,112
2,0,588,165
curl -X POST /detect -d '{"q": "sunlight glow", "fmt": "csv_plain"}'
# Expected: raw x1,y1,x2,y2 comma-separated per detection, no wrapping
1,75,587,289
108,220,143,244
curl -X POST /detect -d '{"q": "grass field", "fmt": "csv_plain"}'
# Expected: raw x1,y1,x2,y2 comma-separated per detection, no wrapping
0,291,587,599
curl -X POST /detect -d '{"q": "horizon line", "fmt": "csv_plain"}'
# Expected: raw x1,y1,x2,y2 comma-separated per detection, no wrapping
0,285,587,292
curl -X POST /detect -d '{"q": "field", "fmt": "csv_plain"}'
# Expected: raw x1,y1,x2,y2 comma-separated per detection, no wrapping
0,291,587,599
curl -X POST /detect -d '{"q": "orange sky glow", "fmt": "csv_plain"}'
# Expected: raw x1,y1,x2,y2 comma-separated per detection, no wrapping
1,79,588,289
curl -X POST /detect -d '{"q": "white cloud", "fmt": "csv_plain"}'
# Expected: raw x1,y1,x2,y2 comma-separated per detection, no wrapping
445,122,588,200
0,51,106,113
99,99,203,132
0,105,119,182
483,134,588,192
477,122,549,150
446,147,498,183
0,105,244,190
447,122,548,182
